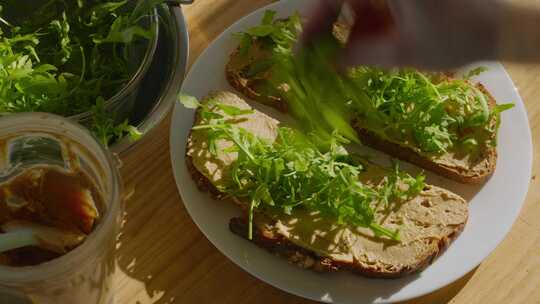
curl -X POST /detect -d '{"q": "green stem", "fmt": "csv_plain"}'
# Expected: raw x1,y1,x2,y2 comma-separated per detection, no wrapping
223,129,256,161
248,199,256,240
473,86,490,124
369,222,400,241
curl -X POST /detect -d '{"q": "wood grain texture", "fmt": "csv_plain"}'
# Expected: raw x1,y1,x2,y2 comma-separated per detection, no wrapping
114,1,540,303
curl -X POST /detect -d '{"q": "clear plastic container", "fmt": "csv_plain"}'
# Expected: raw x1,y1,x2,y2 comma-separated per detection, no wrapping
0,113,123,304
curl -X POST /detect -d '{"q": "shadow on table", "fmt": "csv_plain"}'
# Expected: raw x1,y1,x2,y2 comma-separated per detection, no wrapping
114,173,204,303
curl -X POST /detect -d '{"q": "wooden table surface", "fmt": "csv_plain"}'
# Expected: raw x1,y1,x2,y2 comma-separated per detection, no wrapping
114,1,540,303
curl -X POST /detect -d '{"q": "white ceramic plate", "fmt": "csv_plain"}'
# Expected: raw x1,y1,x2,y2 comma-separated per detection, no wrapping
170,1,533,303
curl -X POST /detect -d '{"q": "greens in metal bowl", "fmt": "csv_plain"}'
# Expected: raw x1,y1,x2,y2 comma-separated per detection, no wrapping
0,0,165,144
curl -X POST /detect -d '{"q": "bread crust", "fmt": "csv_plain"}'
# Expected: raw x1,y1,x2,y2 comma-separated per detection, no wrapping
353,83,498,184
352,126,496,184
229,216,465,278
185,105,226,200
185,146,225,199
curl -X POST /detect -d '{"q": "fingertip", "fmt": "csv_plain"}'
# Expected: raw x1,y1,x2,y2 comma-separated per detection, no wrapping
300,0,343,46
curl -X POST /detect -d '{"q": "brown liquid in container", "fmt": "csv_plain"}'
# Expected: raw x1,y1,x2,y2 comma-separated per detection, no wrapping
0,166,103,266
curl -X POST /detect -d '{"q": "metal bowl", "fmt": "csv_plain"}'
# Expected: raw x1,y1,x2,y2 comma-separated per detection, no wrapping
110,3,189,154
0,2,189,154
0,1,167,149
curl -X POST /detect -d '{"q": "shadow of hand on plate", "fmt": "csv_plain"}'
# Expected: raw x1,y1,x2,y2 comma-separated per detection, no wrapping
397,268,477,304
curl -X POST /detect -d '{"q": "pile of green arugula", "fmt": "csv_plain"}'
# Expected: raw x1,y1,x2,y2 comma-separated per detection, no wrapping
0,0,163,145
339,65,513,155
237,10,514,155
236,10,301,57
181,95,426,241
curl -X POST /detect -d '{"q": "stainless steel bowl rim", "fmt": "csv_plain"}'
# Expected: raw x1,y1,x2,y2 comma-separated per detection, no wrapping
70,7,161,122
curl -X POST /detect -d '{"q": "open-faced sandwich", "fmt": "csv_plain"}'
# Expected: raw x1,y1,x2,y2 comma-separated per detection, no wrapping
183,91,468,278
226,11,514,184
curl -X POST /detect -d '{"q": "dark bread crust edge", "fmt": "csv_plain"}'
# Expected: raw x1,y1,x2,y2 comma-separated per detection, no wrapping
185,148,224,199
352,83,498,184
185,100,231,200
229,215,466,279
185,103,236,201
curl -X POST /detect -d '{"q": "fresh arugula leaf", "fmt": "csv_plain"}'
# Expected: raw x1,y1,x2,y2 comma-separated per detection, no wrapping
237,33,252,57
247,25,275,37
491,103,515,116
464,66,488,79
234,10,301,55
272,33,360,145
261,10,276,25
93,16,152,44
178,93,201,109
49,12,72,64
89,1,128,23
90,97,141,146
489,103,515,136
245,59,273,77
216,103,254,116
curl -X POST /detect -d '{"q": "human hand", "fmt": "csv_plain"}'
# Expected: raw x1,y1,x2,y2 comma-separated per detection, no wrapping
302,0,502,70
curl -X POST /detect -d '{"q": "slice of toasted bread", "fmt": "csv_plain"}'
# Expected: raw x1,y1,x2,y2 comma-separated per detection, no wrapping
352,83,498,184
185,91,468,278
230,183,467,278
